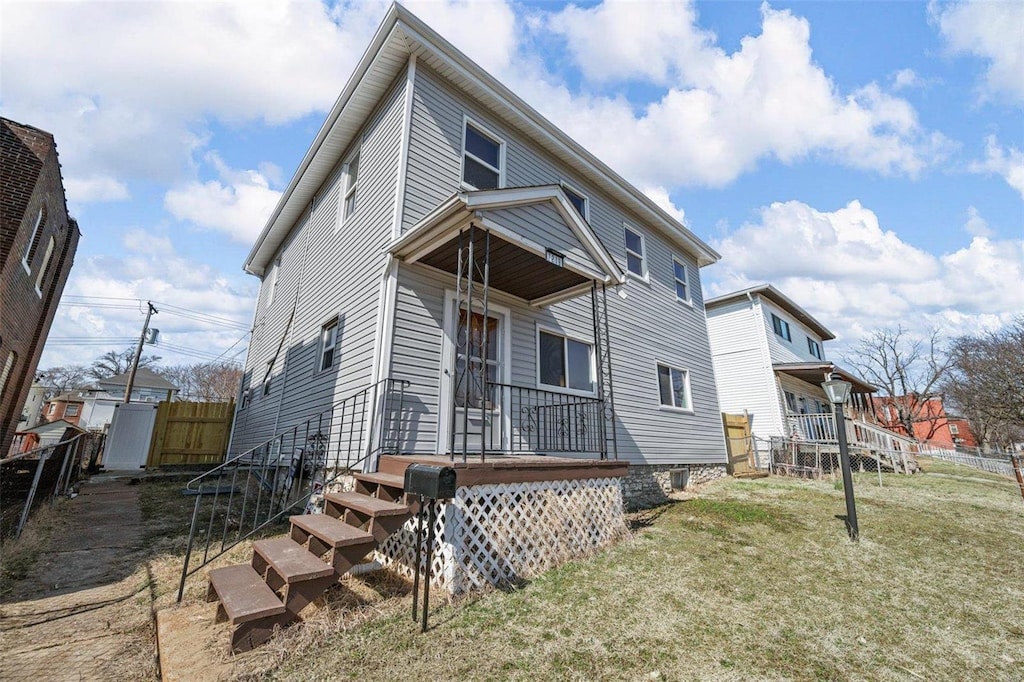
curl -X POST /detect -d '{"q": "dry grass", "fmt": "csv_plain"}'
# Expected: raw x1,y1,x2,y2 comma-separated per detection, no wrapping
251,458,1024,681
0,499,72,598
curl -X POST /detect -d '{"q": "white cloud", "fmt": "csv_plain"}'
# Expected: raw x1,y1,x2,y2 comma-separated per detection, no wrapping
933,0,1024,103
538,2,945,188
164,154,283,244
708,199,1024,342
641,186,687,225
63,175,130,204
963,206,993,238
968,136,1024,199
891,68,921,91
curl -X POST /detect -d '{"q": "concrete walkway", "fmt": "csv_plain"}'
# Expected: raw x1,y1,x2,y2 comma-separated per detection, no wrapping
0,477,156,681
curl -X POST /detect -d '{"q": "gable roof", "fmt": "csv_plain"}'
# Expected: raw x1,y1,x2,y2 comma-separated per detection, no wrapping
98,367,179,391
705,284,836,341
244,3,720,277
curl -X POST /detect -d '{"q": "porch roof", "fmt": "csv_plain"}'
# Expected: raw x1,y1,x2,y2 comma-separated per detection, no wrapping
773,362,876,395
389,186,626,307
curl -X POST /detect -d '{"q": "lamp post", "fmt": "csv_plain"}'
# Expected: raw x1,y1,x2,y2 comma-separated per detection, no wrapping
822,375,858,541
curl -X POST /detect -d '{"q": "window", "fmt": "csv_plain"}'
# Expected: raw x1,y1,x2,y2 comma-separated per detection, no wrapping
341,151,359,222
807,337,822,359
771,313,791,342
948,423,959,435
21,207,45,273
48,403,56,415
267,258,280,306
0,351,15,398
461,120,503,190
657,364,691,410
623,225,646,278
673,258,689,302
34,236,55,296
319,318,339,371
262,360,273,396
784,391,797,413
65,404,80,417
538,330,593,392
561,183,588,221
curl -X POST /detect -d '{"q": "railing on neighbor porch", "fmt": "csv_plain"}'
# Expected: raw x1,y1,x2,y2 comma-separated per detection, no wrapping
785,412,919,453
175,378,408,602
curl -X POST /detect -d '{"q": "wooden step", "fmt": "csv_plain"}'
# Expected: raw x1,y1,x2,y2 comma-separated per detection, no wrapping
325,491,410,518
353,471,407,502
207,565,285,625
353,471,406,489
252,537,334,584
290,514,374,549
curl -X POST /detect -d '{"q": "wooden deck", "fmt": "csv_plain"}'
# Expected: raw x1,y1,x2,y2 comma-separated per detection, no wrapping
377,454,628,487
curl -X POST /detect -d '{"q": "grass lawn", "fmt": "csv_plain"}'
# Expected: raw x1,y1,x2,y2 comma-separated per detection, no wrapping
216,457,1024,681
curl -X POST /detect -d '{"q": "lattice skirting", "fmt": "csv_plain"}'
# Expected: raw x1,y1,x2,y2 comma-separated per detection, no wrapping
375,477,628,595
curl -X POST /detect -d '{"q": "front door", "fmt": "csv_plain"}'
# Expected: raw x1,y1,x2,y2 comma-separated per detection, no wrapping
439,298,510,455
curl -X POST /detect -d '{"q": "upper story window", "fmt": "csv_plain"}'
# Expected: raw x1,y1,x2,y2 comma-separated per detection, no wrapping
21,207,46,273
0,351,15,398
538,329,594,393
657,363,691,411
462,119,504,190
623,225,647,278
771,313,791,342
807,337,822,360
65,404,80,417
673,258,690,302
341,150,360,223
319,318,339,372
266,258,280,306
262,360,273,396
949,423,960,435
34,236,55,297
561,183,588,221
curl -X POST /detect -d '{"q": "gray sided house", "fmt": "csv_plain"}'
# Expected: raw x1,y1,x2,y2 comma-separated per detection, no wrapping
230,5,728,490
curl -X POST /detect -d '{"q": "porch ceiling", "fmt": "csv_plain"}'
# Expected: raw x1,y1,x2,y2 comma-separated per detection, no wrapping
773,362,876,394
419,230,590,302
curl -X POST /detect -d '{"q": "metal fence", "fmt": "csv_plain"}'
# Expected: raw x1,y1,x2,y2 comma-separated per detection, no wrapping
917,445,1015,478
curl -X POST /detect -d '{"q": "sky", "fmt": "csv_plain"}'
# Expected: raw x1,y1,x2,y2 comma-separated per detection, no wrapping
2,0,1022,372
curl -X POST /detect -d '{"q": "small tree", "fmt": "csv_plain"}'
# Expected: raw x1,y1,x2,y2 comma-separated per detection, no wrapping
843,326,951,440
87,347,161,380
157,362,242,402
943,317,1024,450
37,365,89,394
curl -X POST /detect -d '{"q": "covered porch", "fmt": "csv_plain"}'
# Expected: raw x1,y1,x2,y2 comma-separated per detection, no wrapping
388,186,625,462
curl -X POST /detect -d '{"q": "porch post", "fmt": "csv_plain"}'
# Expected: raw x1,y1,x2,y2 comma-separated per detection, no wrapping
591,282,618,460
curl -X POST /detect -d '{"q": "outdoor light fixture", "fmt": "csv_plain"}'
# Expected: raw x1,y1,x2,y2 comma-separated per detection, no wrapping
822,373,859,541
616,284,628,300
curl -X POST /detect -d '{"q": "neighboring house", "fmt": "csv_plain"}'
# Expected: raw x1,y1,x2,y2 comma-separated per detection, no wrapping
95,367,179,404
19,419,85,448
46,368,181,432
231,5,728,487
705,284,919,468
0,118,81,456
873,395,978,450
42,391,85,426
15,380,50,431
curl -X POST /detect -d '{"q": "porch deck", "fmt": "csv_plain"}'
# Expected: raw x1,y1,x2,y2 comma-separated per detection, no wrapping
377,454,628,487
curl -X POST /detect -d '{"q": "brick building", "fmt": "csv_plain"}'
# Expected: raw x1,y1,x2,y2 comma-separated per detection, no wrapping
0,118,81,455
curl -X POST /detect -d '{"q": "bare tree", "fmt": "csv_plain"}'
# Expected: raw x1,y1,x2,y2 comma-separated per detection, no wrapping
157,362,242,402
943,317,1024,450
37,365,89,393
87,347,161,380
843,326,952,440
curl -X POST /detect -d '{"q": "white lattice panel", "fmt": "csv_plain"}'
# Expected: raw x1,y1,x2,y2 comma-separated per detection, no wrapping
376,477,627,595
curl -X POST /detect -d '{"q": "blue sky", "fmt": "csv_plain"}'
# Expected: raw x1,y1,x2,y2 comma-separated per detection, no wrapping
2,0,1021,370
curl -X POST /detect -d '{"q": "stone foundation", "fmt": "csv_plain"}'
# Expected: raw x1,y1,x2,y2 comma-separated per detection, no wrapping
620,463,728,510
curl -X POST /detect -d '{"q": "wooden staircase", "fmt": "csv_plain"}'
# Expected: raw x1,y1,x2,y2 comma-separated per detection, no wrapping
205,472,413,653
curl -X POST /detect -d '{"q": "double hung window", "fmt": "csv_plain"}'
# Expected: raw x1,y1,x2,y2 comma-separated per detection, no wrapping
462,120,503,190
538,330,593,393
342,151,359,221
673,258,689,302
624,226,646,278
771,313,791,342
807,338,822,359
561,183,588,221
319,318,339,371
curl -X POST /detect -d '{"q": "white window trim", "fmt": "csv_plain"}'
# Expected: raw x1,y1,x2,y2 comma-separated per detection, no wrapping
559,181,589,222
623,224,648,282
318,317,339,372
672,256,692,305
337,147,361,230
535,324,597,398
656,362,693,413
262,360,273,396
21,207,44,275
34,235,55,298
266,258,280,306
460,115,506,191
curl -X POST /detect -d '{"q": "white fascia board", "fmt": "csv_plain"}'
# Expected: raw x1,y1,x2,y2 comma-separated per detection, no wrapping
529,282,595,308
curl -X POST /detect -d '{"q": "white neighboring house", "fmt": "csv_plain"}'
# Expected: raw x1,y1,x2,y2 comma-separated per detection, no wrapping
76,368,179,432
705,284,881,451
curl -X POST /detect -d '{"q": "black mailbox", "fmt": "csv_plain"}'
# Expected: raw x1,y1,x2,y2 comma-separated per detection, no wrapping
404,464,457,499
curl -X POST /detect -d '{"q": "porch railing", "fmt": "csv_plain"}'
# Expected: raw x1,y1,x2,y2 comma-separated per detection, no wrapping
460,383,605,457
785,412,919,453
175,378,408,602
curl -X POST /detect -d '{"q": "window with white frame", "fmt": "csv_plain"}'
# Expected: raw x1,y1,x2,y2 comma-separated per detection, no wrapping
657,363,691,410
267,258,280,306
342,151,360,222
538,330,593,392
948,423,959,435
0,351,15,398
65,404,80,417
673,258,689,302
771,313,791,342
34,236,55,296
623,225,646,278
462,120,503,190
561,183,588,221
319,318,339,371
262,360,273,396
807,337,822,359
22,207,45,272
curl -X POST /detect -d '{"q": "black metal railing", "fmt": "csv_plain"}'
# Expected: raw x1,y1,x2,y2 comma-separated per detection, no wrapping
461,383,605,456
175,378,408,602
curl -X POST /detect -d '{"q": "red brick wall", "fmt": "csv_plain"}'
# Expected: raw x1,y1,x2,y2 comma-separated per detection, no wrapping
0,119,81,455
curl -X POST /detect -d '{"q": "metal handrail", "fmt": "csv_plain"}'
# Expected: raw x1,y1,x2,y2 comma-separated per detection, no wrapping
3,433,93,538
481,382,605,456
175,378,409,602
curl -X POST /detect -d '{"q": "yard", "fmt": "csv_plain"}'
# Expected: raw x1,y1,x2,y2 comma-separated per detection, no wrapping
6,459,1023,681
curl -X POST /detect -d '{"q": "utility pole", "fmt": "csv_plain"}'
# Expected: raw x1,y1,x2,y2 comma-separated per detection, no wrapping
124,302,158,403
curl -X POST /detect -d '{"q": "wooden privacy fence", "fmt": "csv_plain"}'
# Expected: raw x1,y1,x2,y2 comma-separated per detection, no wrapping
722,413,757,475
146,401,234,468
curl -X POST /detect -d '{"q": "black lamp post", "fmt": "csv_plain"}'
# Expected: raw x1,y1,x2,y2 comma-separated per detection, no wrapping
822,375,858,541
